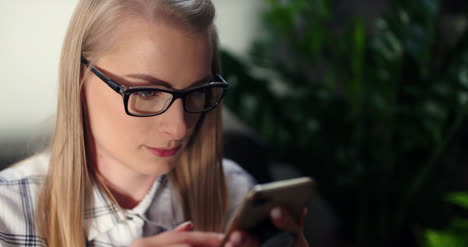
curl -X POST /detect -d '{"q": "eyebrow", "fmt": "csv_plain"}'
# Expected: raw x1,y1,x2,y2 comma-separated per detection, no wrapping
125,73,212,89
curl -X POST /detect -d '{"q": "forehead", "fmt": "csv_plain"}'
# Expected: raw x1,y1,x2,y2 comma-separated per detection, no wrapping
97,17,213,88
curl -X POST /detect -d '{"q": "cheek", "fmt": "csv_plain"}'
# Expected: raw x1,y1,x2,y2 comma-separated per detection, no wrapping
84,78,135,145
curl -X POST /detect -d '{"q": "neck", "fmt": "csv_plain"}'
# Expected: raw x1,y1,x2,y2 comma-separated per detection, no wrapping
97,170,156,209
85,131,159,209
91,153,158,210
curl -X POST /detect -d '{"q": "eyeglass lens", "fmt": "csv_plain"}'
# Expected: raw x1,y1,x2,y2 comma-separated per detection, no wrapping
127,86,224,115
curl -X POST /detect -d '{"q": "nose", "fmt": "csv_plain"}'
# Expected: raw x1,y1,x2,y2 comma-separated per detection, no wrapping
158,98,187,141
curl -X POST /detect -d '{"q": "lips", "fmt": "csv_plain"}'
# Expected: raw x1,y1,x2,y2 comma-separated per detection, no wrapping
146,145,181,157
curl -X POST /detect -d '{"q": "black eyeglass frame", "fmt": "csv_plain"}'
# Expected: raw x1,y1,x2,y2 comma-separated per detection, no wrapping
81,57,228,117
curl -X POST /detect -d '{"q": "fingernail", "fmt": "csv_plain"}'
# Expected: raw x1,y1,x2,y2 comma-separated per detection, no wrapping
271,207,282,220
216,233,225,240
230,231,243,245
175,221,193,231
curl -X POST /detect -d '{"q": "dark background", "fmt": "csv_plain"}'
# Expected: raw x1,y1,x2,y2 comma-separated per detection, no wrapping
220,0,468,246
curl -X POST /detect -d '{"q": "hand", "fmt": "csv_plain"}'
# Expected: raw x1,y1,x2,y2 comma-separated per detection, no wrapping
270,207,309,247
224,207,309,247
223,230,260,247
130,221,224,247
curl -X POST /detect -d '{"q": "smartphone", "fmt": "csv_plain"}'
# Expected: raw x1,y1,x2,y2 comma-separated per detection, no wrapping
222,177,314,244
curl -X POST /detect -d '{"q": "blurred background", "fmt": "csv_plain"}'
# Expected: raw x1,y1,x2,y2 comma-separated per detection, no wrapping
2,0,468,247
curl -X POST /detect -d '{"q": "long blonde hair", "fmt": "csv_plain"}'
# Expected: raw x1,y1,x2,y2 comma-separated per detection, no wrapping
37,1,226,246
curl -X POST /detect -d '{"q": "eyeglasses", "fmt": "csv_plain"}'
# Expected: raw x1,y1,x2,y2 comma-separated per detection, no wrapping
81,57,228,117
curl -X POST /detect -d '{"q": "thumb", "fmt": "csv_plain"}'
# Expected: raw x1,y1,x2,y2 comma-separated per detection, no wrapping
173,221,193,232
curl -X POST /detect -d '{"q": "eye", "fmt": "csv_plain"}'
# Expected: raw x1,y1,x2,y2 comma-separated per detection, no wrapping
137,90,160,98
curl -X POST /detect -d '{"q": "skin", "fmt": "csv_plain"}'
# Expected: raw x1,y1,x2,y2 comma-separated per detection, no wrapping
83,17,207,208
83,16,309,247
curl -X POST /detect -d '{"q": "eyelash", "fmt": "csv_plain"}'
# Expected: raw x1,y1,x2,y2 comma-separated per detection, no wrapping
137,90,161,97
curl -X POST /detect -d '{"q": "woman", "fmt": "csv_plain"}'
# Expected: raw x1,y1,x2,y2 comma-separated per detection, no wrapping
0,0,309,246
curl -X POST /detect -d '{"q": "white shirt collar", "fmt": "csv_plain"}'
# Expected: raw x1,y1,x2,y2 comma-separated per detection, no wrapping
83,175,177,241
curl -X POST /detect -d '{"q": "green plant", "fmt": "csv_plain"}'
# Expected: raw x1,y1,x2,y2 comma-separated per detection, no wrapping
424,192,468,247
220,0,468,246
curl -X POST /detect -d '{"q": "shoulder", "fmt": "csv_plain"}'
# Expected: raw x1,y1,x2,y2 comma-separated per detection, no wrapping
222,159,256,214
0,152,48,246
0,151,49,196
222,158,256,189
0,152,49,182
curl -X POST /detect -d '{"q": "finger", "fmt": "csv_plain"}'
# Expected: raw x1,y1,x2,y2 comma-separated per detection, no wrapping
241,232,260,247
227,231,244,247
298,208,308,228
173,232,224,247
270,207,301,233
141,231,224,247
225,230,259,247
173,221,193,232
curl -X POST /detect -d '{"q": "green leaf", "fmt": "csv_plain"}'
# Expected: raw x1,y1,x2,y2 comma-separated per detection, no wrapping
458,68,468,89
425,230,466,247
421,0,438,18
372,19,403,63
351,18,366,79
446,192,468,209
450,219,468,231
457,92,468,107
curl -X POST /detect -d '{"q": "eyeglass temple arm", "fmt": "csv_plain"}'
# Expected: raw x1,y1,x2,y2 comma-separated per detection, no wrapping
81,57,122,94
216,74,228,83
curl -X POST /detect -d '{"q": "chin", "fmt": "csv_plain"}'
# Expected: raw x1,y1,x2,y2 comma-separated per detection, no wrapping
138,158,177,176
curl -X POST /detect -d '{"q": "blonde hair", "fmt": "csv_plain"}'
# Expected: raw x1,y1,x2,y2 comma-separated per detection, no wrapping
37,0,226,246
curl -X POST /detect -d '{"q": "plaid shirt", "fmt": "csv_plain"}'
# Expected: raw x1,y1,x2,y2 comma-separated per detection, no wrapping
0,152,255,246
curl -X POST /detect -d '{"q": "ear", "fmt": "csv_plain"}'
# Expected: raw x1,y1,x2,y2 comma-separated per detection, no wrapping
80,62,88,82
